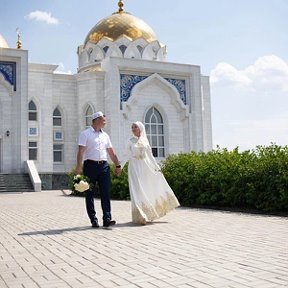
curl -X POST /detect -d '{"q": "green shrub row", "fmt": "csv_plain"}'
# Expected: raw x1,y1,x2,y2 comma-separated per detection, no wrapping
162,144,288,213
68,144,288,214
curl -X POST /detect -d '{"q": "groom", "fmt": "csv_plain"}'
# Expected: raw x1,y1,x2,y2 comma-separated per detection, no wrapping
75,111,122,228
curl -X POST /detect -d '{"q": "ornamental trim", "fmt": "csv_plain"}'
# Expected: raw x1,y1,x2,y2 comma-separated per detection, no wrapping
120,74,186,105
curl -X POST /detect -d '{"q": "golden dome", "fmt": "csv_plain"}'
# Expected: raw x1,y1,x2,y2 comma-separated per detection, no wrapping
84,11,157,45
0,34,9,48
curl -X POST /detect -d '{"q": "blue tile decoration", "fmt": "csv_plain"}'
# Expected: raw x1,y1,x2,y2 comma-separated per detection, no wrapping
0,61,16,91
165,78,186,105
120,74,186,105
29,127,37,136
120,74,147,102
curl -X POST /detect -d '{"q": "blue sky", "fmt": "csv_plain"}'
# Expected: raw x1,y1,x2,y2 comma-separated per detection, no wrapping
1,0,287,151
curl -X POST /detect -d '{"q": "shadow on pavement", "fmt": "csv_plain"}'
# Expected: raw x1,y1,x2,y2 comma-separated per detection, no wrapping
17,221,169,236
18,226,92,236
115,221,169,227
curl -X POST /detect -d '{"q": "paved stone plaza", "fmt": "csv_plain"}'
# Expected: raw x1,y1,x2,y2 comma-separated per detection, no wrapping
0,190,287,288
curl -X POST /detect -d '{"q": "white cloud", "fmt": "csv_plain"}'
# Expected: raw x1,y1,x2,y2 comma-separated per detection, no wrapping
210,62,251,87
25,11,59,25
210,55,288,151
211,55,288,92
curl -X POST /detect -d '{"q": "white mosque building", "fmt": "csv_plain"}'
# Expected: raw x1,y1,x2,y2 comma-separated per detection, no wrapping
0,1,212,190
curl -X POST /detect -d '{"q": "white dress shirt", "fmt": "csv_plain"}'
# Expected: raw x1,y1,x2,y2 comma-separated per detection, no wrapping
78,127,112,161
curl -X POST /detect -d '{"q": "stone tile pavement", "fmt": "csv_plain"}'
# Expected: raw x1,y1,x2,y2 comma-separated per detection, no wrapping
0,190,287,288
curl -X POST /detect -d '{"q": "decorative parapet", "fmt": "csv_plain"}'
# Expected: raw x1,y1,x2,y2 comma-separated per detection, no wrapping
120,74,186,104
78,38,166,70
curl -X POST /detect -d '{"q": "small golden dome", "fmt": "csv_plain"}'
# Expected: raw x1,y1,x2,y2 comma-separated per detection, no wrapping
84,11,157,45
0,34,9,48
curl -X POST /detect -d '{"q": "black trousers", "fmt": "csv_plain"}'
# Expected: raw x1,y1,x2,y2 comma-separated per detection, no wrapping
83,160,111,223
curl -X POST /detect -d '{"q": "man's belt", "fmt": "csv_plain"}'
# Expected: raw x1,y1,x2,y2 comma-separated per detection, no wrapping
85,159,107,164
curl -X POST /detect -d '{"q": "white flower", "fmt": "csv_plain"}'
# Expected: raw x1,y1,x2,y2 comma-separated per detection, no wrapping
74,180,89,192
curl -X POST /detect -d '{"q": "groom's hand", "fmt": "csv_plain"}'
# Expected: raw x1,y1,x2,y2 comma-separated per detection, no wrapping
115,167,122,176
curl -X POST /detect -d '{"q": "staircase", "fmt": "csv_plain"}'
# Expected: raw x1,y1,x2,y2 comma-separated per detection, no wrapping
0,174,34,192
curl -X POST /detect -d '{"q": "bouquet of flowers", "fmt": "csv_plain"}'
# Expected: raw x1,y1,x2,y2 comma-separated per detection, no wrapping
73,174,91,192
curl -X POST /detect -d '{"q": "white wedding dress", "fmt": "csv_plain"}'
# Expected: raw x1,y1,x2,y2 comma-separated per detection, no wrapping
122,137,180,224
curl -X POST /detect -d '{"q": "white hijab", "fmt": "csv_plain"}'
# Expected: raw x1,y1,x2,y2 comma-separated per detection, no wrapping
133,121,160,171
121,121,160,172
134,121,150,148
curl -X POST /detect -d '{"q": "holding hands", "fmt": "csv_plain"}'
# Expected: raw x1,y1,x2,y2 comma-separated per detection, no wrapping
115,165,122,176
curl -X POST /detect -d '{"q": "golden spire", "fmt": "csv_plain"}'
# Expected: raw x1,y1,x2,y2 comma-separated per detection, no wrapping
16,28,22,49
118,0,124,14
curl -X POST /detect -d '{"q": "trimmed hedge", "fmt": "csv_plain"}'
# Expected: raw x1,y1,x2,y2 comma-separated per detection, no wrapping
162,144,288,213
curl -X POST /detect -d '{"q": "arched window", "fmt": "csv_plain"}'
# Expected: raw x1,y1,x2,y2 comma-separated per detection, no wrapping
53,107,62,126
144,107,165,157
119,44,127,54
28,100,37,121
85,106,93,128
103,46,109,53
53,107,63,162
28,100,38,160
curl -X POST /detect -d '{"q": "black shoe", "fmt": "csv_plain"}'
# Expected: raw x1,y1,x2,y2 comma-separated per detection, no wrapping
92,221,99,228
103,219,116,228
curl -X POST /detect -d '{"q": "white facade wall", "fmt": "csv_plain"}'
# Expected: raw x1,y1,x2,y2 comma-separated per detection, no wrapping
0,48,28,173
28,64,57,173
201,75,213,152
0,84,12,172
52,74,77,172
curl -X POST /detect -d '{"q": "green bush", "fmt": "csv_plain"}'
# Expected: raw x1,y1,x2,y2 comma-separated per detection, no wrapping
161,144,288,214
110,164,130,200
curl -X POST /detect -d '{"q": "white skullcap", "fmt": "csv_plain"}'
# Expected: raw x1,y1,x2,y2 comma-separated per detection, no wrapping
91,111,104,120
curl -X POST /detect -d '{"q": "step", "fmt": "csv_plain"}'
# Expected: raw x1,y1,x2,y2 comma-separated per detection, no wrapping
0,174,34,192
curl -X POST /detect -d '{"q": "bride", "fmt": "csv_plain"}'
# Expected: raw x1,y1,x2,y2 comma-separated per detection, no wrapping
121,121,180,225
